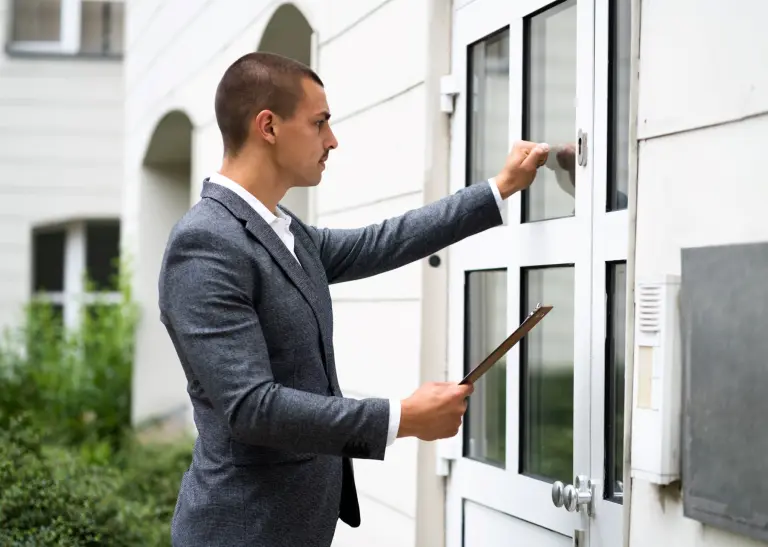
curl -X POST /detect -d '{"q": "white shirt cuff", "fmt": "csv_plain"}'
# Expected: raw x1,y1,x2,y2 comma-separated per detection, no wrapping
487,178,507,224
386,398,401,447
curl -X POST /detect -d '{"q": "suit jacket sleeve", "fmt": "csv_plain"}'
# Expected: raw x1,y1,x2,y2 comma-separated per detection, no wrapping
160,226,391,460
306,181,502,284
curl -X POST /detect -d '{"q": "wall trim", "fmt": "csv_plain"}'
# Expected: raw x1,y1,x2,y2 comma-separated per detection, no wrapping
415,0,453,546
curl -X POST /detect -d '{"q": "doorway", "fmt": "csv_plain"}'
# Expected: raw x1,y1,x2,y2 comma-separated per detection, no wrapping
443,0,631,545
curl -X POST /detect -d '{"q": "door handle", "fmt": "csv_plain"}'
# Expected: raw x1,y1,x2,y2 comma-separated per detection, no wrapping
577,129,588,167
551,481,565,508
551,475,595,516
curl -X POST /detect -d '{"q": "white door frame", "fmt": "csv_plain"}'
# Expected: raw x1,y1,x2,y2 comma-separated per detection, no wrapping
588,0,630,543
442,0,629,545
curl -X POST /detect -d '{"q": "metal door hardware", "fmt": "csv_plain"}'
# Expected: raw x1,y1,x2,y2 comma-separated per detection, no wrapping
577,129,588,166
551,475,596,516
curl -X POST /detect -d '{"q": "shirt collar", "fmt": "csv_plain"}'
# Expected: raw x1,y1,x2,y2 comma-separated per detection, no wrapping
207,172,291,227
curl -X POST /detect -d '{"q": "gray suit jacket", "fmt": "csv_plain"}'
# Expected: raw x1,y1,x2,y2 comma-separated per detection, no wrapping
158,179,502,547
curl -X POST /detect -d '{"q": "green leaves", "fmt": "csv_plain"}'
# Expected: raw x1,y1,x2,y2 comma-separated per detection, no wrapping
0,263,192,546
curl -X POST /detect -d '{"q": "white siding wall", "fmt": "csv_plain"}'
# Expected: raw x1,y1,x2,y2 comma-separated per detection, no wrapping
316,3,429,542
124,1,430,545
631,1,768,546
0,0,123,330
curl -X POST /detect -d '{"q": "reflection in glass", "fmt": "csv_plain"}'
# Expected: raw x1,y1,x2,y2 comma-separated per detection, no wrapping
464,269,507,467
605,262,627,502
608,0,631,211
523,0,578,222
467,28,510,186
521,267,574,483
12,0,62,42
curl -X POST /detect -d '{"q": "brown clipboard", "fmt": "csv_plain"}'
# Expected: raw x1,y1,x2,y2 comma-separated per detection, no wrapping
459,303,553,385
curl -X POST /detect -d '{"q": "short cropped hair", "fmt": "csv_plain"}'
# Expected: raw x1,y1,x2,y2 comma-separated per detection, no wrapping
214,52,324,155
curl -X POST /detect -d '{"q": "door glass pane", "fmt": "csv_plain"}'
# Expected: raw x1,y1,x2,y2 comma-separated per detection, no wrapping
521,266,574,483
523,0,578,222
12,0,61,42
464,269,507,467
467,28,510,186
608,0,631,211
605,262,627,502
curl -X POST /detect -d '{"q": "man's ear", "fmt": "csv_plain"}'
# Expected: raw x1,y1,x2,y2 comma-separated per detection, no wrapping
252,110,277,144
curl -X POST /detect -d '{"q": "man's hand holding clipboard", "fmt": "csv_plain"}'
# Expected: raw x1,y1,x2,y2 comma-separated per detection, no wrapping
459,303,553,386
396,304,552,442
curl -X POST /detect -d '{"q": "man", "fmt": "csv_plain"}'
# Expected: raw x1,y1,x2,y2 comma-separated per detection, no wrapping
159,52,549,547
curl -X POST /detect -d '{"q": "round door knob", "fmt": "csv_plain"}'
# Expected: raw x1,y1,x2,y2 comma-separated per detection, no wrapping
551,481,565,508
563,484,578,512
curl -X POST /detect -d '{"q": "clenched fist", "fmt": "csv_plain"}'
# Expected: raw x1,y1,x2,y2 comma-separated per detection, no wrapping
397,382,474,442
494,140,550,199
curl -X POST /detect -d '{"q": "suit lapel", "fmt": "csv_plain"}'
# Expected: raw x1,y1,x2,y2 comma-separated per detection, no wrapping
200,181,339,393
289,221,341,394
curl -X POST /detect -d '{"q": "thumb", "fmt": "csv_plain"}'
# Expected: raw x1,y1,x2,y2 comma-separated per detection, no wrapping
520,143,550,171
456,382,474,397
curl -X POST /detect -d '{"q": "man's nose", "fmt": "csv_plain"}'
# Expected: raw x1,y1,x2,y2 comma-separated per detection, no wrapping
326,128,338,150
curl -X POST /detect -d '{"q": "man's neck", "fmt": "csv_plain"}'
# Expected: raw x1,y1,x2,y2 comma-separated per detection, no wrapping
219,156,287,214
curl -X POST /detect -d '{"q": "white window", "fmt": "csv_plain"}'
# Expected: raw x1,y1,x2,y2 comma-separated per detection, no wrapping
31,219,121,329
8,0,124,56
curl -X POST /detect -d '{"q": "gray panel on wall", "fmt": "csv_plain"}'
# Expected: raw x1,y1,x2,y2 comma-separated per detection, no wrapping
680,241,768,542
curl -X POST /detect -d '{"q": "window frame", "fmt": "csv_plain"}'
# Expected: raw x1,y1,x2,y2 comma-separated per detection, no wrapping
31,219,121,330
7,0,124,58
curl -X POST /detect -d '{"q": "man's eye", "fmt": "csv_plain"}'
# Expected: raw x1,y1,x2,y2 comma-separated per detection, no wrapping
316,120,325,127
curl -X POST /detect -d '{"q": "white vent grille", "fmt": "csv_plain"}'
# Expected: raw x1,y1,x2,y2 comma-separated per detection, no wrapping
637,284,662,334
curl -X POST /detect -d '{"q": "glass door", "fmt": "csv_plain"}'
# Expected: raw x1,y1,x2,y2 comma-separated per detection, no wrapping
442,0,629,545
587,0,632,545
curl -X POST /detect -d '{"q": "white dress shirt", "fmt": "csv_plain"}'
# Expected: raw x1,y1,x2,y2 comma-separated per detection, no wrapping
208,172,505,450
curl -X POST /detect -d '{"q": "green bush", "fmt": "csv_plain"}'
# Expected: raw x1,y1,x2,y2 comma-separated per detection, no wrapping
0,268,193,546
0,276,137,450
0,413,192,546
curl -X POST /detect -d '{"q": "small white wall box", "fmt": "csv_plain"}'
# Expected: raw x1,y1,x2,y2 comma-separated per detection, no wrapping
631,274,682,485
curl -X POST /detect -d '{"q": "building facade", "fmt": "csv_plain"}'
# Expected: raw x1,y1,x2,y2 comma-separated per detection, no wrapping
0,0,124,332
121,1,768,547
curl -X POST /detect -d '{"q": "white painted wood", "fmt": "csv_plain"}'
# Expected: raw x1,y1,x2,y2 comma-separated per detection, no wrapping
329,262,422,302
319,192,425,301
324,0,393,42
0,20,123,331
0,133,121,164
318,84,426,215
588,2,629,546
63,222,85,329
352,437,419,517
332,493,416,547
463,500,571,547
319,0,426,122
332,300,421,400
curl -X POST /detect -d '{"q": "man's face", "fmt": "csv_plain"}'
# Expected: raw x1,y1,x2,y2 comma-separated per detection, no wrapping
274,77,338,188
